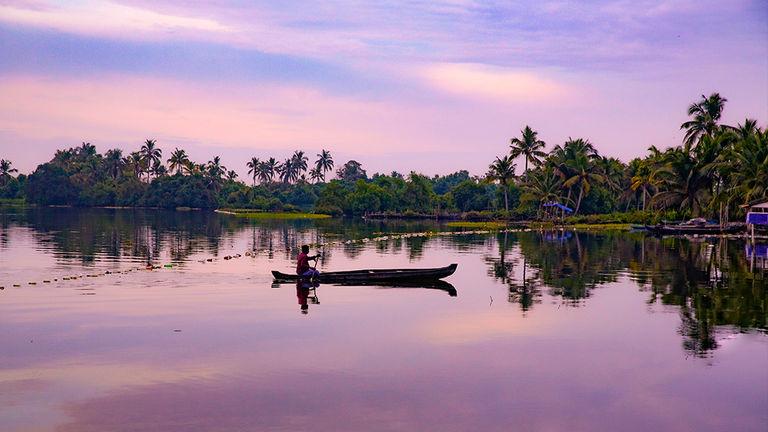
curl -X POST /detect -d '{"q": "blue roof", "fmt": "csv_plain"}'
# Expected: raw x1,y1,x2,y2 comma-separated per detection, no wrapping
543,202,574,213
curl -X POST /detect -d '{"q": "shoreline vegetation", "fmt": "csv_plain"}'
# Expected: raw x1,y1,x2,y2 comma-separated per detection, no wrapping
1,93,765,227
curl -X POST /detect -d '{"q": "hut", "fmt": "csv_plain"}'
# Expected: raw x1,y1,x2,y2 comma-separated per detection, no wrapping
745,200,768,241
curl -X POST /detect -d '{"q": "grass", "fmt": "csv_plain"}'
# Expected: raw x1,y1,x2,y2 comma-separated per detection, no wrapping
0,198,26,206
446,221,507,230
570,223,632,231
528,221,632,231
223,211,332,220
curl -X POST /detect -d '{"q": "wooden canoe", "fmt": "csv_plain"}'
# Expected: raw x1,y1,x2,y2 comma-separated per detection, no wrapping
648,223,745,235
271,263,458,283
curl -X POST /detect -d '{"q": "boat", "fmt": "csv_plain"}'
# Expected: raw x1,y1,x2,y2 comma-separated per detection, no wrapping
271,263,458,283
647,218,745,235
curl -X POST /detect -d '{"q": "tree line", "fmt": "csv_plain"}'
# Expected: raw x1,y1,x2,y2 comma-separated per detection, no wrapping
1,92,764,220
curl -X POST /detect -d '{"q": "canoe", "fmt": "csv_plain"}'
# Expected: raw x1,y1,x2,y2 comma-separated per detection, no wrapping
648,223,745,235
271,263,458,283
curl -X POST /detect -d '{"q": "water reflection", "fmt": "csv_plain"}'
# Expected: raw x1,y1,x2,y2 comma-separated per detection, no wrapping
485,230,767,358
1,208,766,432
296,280,320,315
283,279,458,314
1,207,765,360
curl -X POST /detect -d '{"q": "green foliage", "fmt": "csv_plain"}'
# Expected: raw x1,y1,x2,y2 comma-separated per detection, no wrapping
12,93,765,221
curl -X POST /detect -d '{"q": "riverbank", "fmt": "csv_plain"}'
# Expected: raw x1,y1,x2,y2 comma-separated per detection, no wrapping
216,208,331,219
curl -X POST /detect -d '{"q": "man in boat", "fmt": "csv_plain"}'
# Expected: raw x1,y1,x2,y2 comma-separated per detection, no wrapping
296,245,320,279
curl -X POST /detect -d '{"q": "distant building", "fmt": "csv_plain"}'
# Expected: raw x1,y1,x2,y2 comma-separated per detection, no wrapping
746,200,768,226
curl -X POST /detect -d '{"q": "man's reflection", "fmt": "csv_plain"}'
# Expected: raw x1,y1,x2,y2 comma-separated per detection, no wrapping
296,280,320,314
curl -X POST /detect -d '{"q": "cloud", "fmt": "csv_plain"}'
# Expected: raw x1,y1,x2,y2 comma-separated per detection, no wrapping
0,1,231,40
421,62,573,102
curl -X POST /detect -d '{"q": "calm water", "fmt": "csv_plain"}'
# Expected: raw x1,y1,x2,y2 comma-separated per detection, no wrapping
1,207,766,432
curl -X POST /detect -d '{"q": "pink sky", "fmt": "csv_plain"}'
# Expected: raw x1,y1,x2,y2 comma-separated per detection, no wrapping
0,1,766,177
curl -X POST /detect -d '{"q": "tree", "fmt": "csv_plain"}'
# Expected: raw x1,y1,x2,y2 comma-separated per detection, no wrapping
651,143,711,216
0,159,19,186
247,157,261,186
510,126,546,175
168,148,190,175
521,166,562,218
681,93,727,146
291,151,308,178
315,149,334,182
103,149,124,180
487,155,516,211
277,158,295,183
562,151,605,214
336,160,367,182
140,139,162,181
206,156,226,191
257,158,277,184
226,170,238,182
309,167,323,184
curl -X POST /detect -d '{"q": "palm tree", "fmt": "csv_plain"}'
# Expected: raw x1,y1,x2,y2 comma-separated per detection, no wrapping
651,143,712,216
309,167,323,184
315,149,334,182
277,158,295,183
77,142,97,158
206,156,226,191
487,155,516,211
124,152,145,180
104,149,124,180
630,164,655,211
291,151,308,178
0,159,18,186
562,152,605,214
521,166,562,219
510,126,546,175
168,148,190,175
226,170,238,182
719,123,767,205
257,158,277,184
246,157,261,186
681,93,727,146
140,139,162,181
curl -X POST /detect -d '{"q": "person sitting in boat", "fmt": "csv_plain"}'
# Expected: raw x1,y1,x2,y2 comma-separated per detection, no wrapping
296,245,320,278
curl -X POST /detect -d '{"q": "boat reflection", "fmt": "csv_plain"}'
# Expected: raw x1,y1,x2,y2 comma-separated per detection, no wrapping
288,279,457,314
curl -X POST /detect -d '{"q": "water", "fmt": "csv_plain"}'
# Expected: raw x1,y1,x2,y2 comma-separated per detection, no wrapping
1,207,766,432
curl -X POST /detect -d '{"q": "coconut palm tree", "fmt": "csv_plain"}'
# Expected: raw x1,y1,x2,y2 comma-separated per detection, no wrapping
291,151,308,178
77,142,97,158
651,144,712,216
510,126,546,175
521,166,562,218
104,149,124,180
719,123,767,204
168,148,190,175
487,155,516,211
226,170,238,182
257,158,277,184
205,156,226,191
246,157,261,186
681,93,727,146
315,149,334,182
124,152,145,180
0,159,18,186
140,139,162,181
309,167,323,184
562,152,605,214
277,158,295,183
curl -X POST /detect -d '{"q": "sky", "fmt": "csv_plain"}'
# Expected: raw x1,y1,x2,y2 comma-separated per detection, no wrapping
0,0,766,178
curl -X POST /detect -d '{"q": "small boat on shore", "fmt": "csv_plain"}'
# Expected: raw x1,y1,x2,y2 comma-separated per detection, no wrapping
647,218,745,235
271,264,458,283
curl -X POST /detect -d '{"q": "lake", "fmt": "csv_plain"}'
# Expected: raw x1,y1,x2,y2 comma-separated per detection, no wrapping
1,207,766,432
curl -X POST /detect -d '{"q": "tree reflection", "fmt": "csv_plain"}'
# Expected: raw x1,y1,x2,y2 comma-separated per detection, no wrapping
484,230,766,358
